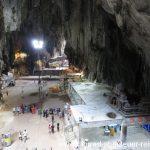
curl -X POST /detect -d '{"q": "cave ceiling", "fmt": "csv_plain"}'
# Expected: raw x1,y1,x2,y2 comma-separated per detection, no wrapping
0,0,150,99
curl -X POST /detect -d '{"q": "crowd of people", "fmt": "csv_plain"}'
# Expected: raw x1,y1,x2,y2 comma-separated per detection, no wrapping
42,107,64,134
14,106,65,139
12,101,67,148
42,107,64,118
12,104,65,118
48,118,60,134
12,104,37,115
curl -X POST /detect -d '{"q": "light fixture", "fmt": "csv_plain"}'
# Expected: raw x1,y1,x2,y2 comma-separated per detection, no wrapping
32,40,44,49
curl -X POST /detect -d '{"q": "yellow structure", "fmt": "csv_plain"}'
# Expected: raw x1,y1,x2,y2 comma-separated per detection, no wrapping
110,127,115,136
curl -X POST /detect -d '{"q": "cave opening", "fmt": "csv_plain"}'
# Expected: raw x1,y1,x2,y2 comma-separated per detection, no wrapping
0,1,150,148
0,0,150,104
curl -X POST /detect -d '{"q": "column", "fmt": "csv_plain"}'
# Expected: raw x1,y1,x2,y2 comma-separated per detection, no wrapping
78,123,81,150
120,120,127,144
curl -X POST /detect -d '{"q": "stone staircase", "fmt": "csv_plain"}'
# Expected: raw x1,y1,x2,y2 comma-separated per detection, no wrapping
64,112,78,147
64,125,76,144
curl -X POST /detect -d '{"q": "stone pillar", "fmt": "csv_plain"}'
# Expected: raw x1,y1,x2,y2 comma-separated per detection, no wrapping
120,120,127,144
78,123,81,150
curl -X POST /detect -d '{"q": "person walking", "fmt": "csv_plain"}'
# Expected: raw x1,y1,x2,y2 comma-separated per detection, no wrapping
58,108,61,112
62,110,64,118
57,123,60,132
31,106,35,114
16,106,20,115
19,131,23,141
23,130,28,142
59,111,62,118
51,108,53,115
48,124,51,133
12,107,16,115
45,109,48,118
21,104,24,114
57,108,59,116
43,110,45,117
52,115,54,122
84,138,88,146
51,124,54,133
53,108,55,115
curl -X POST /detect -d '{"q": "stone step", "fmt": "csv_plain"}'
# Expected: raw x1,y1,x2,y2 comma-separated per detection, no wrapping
64,130,76,143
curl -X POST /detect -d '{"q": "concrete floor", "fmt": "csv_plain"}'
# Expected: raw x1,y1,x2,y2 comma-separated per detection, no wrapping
0,79,150,150
0,79,70,150
77,126,150,150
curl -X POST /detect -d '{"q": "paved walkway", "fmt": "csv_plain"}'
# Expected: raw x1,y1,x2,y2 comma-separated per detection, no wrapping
2,112,67,150
1,79,150,150
0,80,70,150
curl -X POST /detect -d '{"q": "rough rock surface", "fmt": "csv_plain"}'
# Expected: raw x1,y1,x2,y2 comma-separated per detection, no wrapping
0,0,150,100
1,0,23,32
64,0,150,99
0,1,6,73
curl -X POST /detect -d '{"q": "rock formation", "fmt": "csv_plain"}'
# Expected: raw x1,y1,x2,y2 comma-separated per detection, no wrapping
64,0,150,99
0,0,150,100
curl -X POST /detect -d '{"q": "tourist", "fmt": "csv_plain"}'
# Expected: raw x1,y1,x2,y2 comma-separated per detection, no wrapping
53,108,56,115
16,106,20,115
45,109,48,118
84,139,88,146
19,131,23,141
51,108,53,115
48,124,51,133
45,91,48,97
24,105,28,113
51,124,54,133
58,108,61,112
52,115,54,122
23,130,28,142
21,104,24,114
43,109,45,117
38,79,41,85
62,110,64,118
12,107,16,115
59,111,62,118
57,123,60,132
57,108,59,115
49,108,51,115
31,106,35,114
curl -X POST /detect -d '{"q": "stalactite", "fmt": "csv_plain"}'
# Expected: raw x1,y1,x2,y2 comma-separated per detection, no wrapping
1,0,150,100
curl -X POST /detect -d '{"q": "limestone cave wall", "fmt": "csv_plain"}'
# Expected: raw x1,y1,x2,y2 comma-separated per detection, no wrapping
64,0,150,98
0,0,150,99
0,1,6,74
